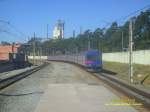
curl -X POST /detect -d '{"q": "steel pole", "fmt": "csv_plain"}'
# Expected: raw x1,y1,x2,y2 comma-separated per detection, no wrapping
129,19,133,83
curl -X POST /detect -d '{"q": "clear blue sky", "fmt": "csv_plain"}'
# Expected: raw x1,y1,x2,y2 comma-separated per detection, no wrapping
0,0,150,42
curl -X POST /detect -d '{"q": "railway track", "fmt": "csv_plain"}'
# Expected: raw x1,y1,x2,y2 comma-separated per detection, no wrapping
48,60,150,110
93,73,150,110
1,60,149,111
0,63,48,90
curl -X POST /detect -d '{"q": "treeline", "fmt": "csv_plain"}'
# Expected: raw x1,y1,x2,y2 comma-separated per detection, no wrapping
27,9,150,55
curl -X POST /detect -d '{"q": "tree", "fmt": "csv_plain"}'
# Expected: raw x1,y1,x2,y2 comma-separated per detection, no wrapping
26,9,150,55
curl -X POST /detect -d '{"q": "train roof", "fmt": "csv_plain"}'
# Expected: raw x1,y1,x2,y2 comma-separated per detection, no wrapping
85,50,101,55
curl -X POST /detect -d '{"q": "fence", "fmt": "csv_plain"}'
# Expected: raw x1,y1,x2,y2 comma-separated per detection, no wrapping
28,56,47,60
28,50,150,65
103,50,150,65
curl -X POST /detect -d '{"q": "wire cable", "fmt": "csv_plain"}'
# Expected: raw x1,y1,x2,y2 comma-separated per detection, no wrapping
103,4,150,28
8,23,29,38
0,29,27,42
0,20,9,24
0,19,29,42
117,4,150,22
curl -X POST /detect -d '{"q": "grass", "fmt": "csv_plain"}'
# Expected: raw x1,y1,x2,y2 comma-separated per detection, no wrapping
103,62,150,88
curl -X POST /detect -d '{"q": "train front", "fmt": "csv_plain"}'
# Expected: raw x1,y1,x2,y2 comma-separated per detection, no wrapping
85,50,102,72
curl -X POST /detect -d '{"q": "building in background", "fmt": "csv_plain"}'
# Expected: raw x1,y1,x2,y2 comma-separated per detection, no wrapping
53,20,65,39
0,43,21,61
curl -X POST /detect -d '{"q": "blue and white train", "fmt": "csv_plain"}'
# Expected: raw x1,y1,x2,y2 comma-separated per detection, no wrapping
85,50,102,72
48,50,102,72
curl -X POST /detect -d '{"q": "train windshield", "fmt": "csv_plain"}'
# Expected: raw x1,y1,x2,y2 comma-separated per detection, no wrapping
86,55,100,61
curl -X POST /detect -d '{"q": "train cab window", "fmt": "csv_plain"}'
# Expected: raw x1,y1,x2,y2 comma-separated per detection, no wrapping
86,55,100,61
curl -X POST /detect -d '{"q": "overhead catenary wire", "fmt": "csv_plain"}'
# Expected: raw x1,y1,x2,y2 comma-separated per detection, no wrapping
0,20,9,24
0,29,27,42
0,20,28,38
103,4,150,28
117,4,150,22
0,20,29,42
8,23,29,39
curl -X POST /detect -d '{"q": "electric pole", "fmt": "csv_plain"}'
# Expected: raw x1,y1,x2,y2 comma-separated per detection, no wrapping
88,35,91,50
80,26,82,35
62,21,65,39
121,31,124,51
47,24,49,39
73,30,76,38
33,32,36,65
40,47,42,64
129,19,133,83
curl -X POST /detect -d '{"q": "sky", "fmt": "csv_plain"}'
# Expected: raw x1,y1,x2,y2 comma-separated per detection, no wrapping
0,0,150,43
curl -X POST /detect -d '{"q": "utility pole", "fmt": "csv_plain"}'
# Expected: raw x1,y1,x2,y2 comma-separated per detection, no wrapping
73,30,76,38
88,41,91,50
47,24,49,39
129,19,133,83
80,26,82,35
98,38,101,51
40,47,42,64
88,34,91,50
33,32,36,65
62,21,65,39
121,31,124,51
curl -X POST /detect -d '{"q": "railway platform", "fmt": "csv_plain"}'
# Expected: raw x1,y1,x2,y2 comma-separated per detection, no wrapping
0,66,35,81
35,84,137,112
0,62,148,112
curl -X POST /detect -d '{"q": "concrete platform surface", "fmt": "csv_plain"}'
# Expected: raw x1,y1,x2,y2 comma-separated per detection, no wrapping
0,66,35,80
35,84,137,112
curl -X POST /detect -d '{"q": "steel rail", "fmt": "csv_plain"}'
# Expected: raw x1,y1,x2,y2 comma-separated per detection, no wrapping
0,63,48,90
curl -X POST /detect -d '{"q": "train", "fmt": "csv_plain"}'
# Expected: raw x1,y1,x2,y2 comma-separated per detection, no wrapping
11,53,29,68
85,50,102,72
48,50,102,72
0,53,29,69
0,44,30,70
